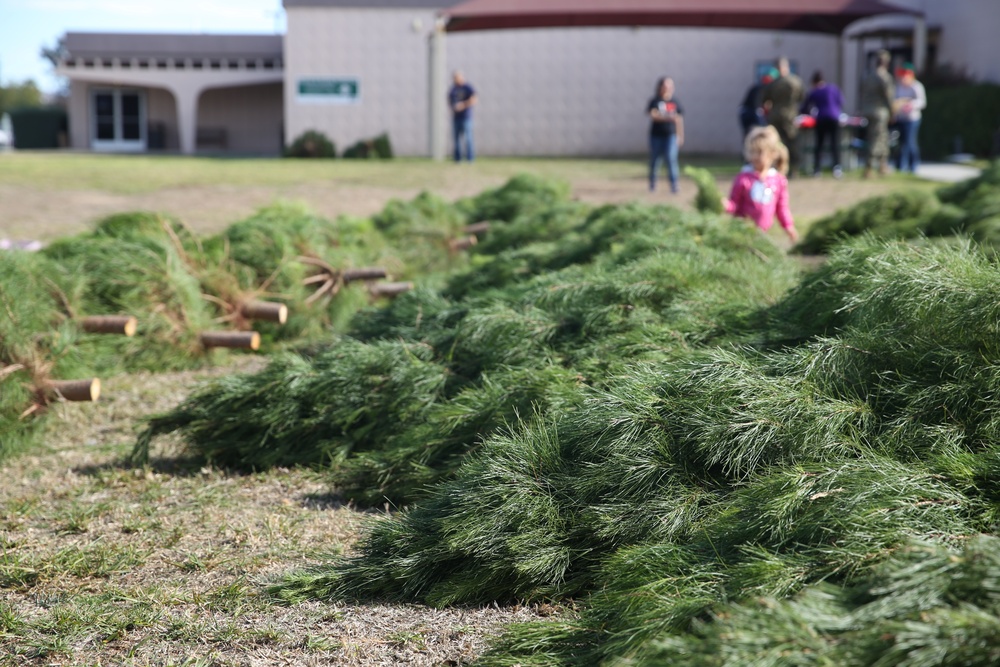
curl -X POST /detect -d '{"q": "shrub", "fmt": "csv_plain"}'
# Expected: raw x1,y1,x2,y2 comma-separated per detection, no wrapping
342,133,393,159
285,130,336,158
921,84,1000,160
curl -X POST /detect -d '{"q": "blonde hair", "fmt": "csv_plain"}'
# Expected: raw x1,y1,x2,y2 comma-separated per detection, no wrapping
744,126,788,175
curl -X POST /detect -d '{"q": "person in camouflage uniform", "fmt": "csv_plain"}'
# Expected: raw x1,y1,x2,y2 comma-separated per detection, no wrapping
859,49,894,177
761,57,805,178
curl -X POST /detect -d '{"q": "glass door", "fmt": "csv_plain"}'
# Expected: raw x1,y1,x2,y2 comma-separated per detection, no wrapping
91,89,146,151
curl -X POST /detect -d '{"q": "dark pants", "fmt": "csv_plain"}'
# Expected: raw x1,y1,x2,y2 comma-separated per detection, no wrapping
772,121,800,178
813,118,841,174
739,110,765,141
895,119,920,173
649,134,679,192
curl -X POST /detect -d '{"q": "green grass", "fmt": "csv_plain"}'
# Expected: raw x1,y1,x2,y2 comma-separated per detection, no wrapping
0,151,758,194
0,152,656,193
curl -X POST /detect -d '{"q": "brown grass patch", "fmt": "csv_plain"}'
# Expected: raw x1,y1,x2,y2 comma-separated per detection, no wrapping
0,359,551,666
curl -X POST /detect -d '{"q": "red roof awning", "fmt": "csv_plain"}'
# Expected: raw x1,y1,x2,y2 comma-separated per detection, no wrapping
444,0,920,34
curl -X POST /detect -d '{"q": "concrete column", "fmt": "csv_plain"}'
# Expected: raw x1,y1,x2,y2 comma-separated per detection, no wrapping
836,34,845,91
428,19,447,160
174,87,201,155
913,15,927,73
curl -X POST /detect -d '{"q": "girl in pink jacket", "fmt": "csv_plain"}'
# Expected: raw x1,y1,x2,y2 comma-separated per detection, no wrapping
724,126,799,243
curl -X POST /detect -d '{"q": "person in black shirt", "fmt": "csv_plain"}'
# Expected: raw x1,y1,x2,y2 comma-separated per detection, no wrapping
647,77,684,193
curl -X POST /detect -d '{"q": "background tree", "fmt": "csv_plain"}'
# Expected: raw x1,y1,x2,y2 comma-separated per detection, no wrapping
0,80,43,115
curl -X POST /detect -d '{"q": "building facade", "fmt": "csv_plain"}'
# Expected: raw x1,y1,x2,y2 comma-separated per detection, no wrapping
52,0,999,158
56,33,284,155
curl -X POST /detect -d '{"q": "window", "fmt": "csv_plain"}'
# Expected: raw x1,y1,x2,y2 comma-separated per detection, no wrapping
91,89,146,151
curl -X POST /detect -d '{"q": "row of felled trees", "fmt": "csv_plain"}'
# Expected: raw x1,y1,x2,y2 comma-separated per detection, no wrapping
1,175,560,461
127,165,1000,664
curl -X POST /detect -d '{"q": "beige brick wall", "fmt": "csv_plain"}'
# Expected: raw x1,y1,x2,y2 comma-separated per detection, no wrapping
284,7,840,156
284,7,435,156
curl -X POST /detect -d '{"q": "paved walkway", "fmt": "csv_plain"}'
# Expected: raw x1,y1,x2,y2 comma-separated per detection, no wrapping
915,162,982,183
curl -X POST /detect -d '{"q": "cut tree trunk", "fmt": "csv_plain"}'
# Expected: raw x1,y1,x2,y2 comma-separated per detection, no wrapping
370,281,415,298
240,301,288,324
200,331,261,351
463,221,491,235
47,378,101,402
448,235,478,252
342,267,388,283
81,315,138,337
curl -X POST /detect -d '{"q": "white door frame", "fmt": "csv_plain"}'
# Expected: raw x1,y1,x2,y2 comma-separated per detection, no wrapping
91,88,147,152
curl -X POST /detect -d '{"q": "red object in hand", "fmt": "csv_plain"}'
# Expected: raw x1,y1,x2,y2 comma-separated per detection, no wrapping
796,115,816,129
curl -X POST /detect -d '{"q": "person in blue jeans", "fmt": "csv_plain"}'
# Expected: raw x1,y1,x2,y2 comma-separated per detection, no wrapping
893,64,926,173
449,70,477,162
647,77,685,192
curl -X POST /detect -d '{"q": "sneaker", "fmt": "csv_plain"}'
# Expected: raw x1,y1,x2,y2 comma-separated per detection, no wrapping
833,166,843,179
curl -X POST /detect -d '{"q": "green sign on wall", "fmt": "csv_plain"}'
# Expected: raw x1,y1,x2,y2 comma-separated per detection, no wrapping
297,78,360,104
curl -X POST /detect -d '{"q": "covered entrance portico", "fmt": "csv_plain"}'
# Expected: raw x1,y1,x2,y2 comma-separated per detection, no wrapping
54,32,284,155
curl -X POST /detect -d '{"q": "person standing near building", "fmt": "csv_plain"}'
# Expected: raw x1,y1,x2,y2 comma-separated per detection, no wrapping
893,63,926,174
859,49,894,178
761,57,805,178
449,70,477,162
647,76,685,193
801,70,845,178
738,68,776,141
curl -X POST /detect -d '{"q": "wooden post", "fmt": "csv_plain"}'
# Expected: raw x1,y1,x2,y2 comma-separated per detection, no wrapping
200,331,261,350
370,281,414,298
448,235,478,252
240,301,288,324
48,378,101,402
81,315,138,337
342,267,388,283
463,221,491,236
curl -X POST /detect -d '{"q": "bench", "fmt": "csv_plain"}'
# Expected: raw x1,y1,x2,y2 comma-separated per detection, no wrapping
196,127,227,150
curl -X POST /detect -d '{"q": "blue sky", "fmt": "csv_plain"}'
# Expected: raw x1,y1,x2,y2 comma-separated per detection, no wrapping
0,0,286,94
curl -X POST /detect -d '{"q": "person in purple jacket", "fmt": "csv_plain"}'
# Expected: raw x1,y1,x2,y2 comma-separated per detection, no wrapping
801,70,845,178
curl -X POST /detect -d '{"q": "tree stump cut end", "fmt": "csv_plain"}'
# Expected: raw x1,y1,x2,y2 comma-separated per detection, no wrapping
342,267,388,283
370,281,415,299
48,378,101,402
448,235,478,252
240,301,288,325
200,331,261,351
81,316,138,337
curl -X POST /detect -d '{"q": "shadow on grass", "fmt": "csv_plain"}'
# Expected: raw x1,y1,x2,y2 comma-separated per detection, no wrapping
73,454,217,478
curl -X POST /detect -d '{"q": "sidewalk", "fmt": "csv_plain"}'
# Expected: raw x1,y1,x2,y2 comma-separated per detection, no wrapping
915,162,981,183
